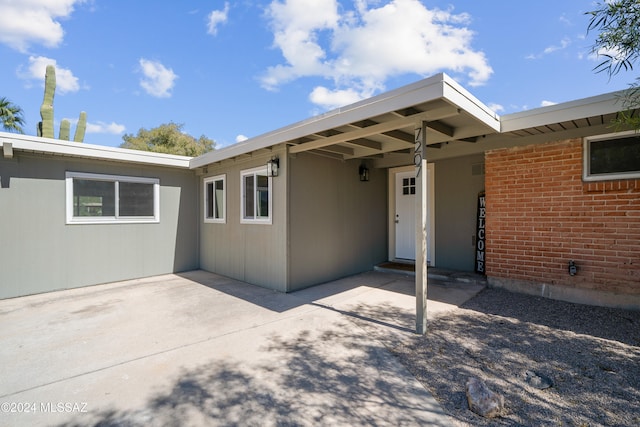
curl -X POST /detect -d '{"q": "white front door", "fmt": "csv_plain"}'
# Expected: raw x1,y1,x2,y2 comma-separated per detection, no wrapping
394,166,434,263
395,171,416,260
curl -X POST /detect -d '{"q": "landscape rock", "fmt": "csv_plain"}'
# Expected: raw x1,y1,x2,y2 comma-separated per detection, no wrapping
465,377,504,418
524,370,554,389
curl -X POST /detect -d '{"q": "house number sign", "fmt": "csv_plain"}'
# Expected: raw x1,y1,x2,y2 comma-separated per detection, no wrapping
414,123,424,178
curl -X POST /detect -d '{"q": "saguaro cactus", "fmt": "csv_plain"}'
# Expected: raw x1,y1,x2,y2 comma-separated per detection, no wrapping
59,119,70,140
74,111,86,142
38,65,56,138
36,65,87,143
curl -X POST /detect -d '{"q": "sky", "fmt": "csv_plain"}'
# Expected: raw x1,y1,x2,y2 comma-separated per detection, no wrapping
0,0,633,149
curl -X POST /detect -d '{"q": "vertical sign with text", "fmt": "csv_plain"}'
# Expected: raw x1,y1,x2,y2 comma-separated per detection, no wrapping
475,192,486,274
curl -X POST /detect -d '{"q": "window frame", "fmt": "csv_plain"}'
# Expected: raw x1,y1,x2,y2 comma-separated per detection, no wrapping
583,131,640,182
66,172,160,224
204,174,226,223
240,166,272,225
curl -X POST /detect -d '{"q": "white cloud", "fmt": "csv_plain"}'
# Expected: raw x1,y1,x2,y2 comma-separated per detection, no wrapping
18,56,81,94
262,0,492,109
138,59,178,98
207,3,230,36
543,37,571,54
589,45,627,69
541,100,557,107
309,86,368,110
527,37,571,59
86,121,126,134
0,0,84,52
487,103,504,114
235,134,249,143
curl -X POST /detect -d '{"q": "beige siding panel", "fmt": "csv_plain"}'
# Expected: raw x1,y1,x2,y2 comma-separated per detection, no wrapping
433,153,485,271
199,147,288,292
288,152,387,291
0,154,198,299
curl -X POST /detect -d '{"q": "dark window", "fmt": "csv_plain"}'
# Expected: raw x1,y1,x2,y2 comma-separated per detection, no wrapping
589,135,640,176
205,176,225,221
119,182,154,216
242,168,271,223
67,172,158,223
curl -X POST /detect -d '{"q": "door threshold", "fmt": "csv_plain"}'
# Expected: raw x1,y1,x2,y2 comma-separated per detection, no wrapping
376,261,416,273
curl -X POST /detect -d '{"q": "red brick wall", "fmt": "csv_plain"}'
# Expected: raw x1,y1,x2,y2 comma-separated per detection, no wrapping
485,138,640,295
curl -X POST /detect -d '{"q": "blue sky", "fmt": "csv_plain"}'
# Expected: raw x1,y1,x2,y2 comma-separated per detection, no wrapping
0,0,632,149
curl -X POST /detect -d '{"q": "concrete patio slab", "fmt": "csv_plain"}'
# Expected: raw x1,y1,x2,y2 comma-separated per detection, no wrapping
0,270,483,426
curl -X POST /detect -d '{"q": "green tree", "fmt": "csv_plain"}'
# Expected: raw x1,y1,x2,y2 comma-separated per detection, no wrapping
0,97,26,133
587,0,640,128
120,122,215,156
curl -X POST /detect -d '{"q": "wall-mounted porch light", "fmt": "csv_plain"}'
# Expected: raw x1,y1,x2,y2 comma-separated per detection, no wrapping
359,164,369,182
267,157,279,177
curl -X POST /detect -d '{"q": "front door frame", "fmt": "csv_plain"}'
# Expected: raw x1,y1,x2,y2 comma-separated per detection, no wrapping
388,164,435,265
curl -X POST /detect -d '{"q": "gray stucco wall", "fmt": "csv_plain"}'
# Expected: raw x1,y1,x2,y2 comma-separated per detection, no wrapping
0,153,198,299
434,153,485,271
288,153,387,291
199,147,288,292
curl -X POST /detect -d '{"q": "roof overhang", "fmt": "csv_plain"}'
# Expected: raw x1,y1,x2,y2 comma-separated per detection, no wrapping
501,91,630,134
4,75,634,171
0,133,192,168
190,73,501,169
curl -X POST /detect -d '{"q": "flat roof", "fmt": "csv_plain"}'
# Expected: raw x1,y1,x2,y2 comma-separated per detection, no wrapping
190,73,501,168
2,75,632,170
0,133,192,168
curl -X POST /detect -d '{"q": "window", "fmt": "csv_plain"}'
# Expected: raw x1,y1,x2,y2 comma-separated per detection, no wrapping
402,177,416,195
241,166,272,224
584,131,640,181
66,172,159,224
204,175,225,223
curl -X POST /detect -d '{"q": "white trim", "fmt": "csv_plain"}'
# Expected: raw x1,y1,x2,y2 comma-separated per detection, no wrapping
66,172,160,224
203,174,226,223
583,130,640,181
240,165,272,225
1,132,191,168
501,91,625,133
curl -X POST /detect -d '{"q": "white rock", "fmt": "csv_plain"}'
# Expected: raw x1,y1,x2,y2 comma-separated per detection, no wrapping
465,377,505,418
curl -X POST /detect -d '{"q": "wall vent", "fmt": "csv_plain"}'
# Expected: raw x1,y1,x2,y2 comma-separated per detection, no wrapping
472,162,485,176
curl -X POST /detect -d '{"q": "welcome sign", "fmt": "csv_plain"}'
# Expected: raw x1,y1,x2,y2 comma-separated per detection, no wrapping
475,192,486,274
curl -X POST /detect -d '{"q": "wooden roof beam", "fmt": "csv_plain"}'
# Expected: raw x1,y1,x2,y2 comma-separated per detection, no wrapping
427,120,454,137
316,145,354,156
290,115,423,154
344,138,383,150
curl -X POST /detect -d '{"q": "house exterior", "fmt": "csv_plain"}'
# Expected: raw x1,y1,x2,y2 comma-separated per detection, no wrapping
0,137,198,299
1,73,638,310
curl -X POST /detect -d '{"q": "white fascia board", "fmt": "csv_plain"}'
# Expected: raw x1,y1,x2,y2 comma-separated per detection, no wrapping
190,74,451,169
501,91,626,132
0,133,192,168
441,75,501,132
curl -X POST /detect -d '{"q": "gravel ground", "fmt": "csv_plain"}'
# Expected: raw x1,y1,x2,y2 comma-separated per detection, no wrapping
391,288,640,426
